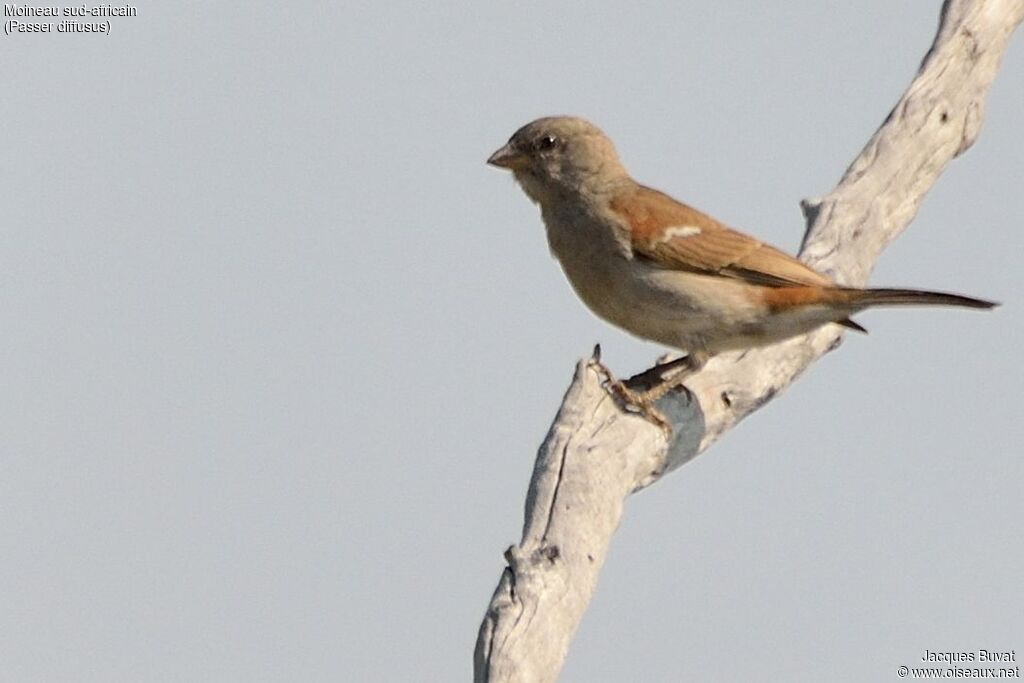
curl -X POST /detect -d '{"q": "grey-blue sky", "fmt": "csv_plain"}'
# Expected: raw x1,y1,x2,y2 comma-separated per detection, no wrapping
2,2,1021,681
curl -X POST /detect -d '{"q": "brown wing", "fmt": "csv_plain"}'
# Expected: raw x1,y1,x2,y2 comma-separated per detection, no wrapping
610,184,830,287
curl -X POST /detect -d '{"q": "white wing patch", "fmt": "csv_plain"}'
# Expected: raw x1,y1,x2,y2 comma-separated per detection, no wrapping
660,225,702,241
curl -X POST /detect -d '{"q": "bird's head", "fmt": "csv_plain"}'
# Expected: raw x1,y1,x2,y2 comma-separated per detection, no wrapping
487,116,628,204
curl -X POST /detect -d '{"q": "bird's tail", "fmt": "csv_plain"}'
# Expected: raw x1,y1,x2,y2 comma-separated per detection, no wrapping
761,285,997,335
844,288,998,310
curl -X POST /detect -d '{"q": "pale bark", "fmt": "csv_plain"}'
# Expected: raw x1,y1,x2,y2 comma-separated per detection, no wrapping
474,2,1024,681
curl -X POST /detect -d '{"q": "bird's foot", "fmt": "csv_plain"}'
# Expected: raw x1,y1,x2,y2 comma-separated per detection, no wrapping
589,346,673,435
607,379,674,436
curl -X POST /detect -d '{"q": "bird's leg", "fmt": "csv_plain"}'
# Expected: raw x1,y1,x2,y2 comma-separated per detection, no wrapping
591,349,711,435
589,348,672,434
629,351,710,404
624,355,694,391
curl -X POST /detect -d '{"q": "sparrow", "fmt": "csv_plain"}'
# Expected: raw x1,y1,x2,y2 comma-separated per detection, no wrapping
487,116,997,427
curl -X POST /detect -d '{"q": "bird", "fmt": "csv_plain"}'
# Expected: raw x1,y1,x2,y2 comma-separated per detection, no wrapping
486,116,998,430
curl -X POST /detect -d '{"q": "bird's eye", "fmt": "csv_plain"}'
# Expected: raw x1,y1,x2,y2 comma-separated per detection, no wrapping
534,134,558,151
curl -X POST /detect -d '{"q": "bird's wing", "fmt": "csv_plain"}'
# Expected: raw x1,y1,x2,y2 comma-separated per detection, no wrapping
610,184,830,287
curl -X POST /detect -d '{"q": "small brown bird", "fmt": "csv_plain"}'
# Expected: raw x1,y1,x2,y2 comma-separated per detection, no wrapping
487,116,996,424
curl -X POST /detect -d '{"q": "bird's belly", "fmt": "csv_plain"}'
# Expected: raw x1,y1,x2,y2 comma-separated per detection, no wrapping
556,253,768,352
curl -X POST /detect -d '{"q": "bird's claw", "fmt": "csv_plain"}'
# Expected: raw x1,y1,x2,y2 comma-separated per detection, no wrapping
590,356,673,436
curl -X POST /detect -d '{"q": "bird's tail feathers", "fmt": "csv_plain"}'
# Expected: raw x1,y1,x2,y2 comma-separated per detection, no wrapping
844,287,998,311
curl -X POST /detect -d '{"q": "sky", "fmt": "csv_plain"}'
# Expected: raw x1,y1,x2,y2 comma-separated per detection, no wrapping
2,2,1022,681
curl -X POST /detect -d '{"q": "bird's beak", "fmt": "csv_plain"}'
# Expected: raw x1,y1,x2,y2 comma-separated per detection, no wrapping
487,143,527,170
